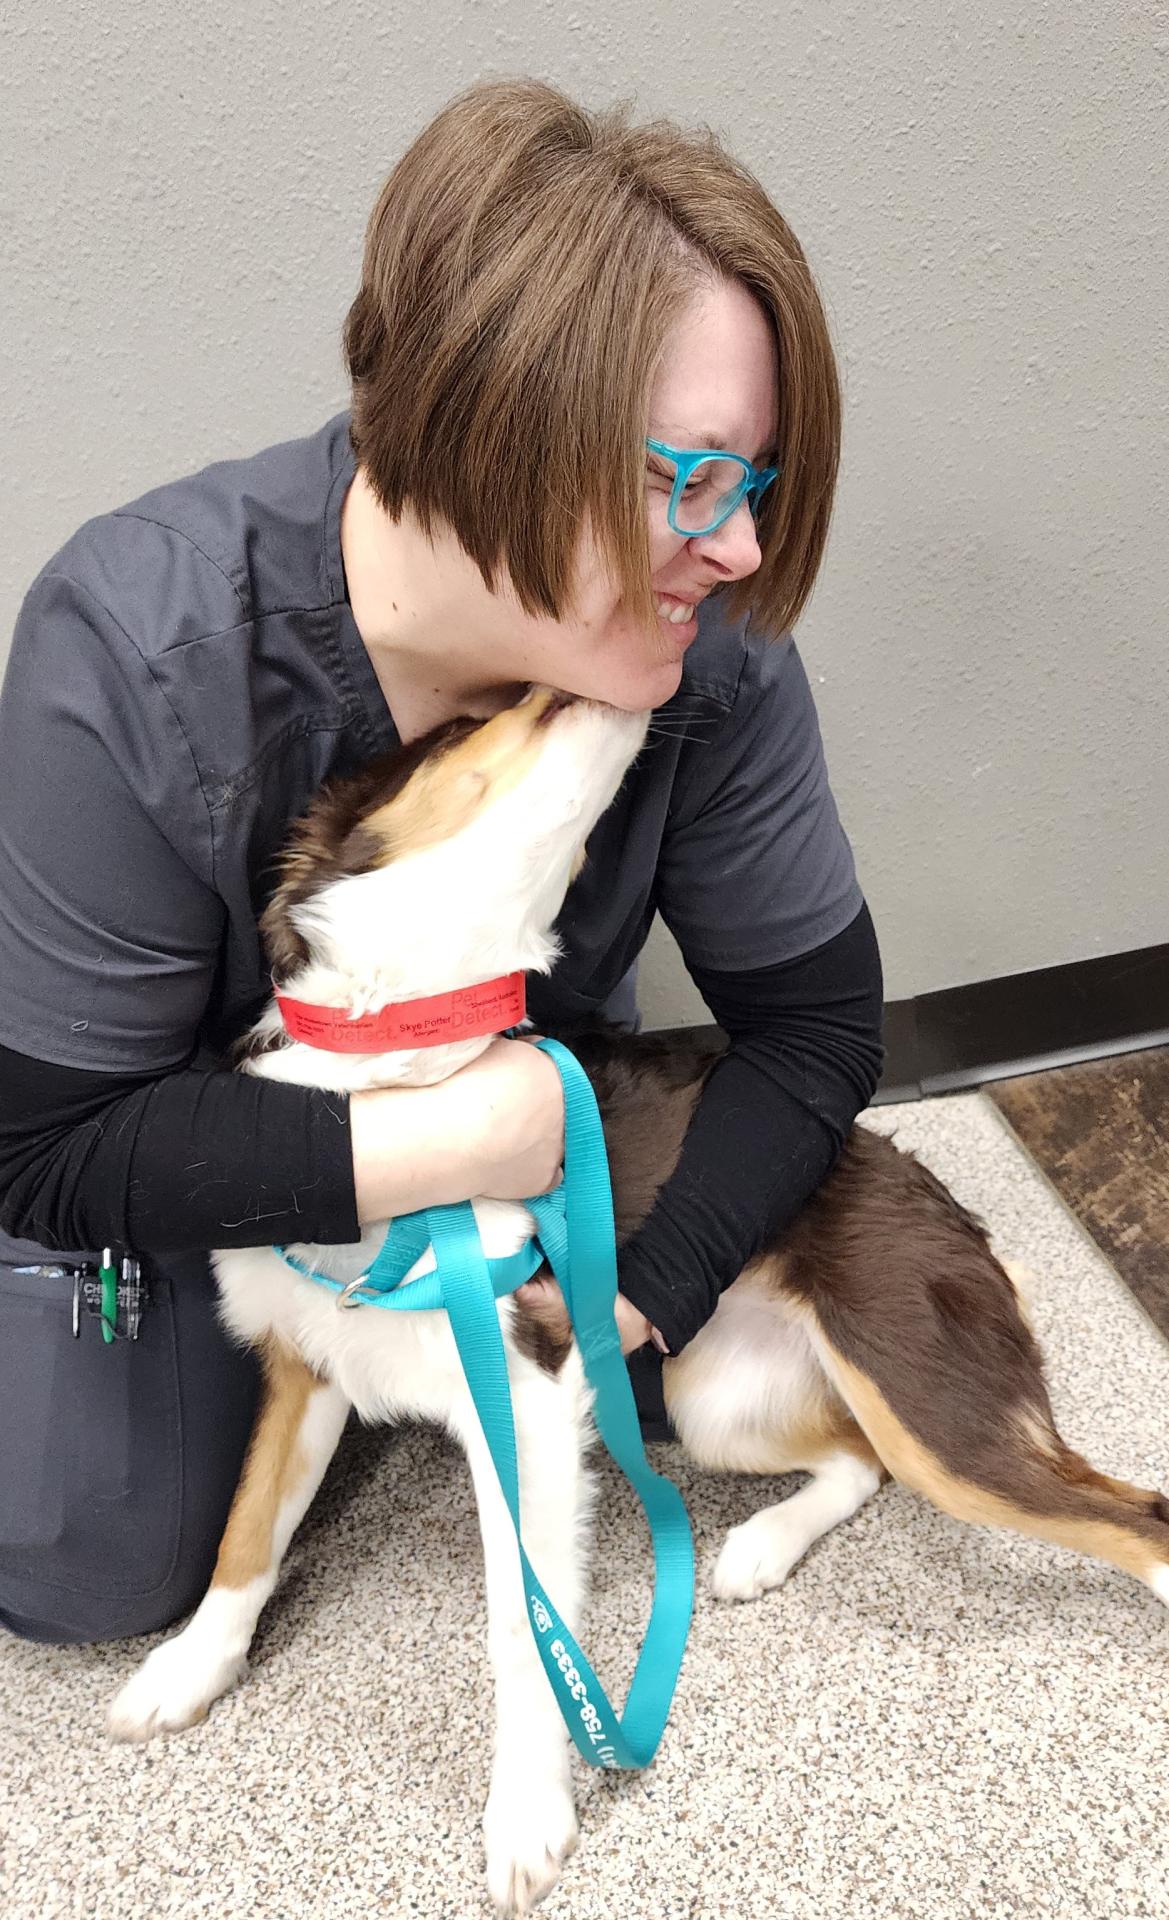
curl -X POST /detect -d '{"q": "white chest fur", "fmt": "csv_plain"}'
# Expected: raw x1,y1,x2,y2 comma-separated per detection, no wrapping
213,1196,538,1427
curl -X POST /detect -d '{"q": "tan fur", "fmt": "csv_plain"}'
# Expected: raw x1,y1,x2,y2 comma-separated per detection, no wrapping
363,690,559,863
1011,1405,1060,1460
211,1338,325,1590
1001,1256,1040,1335
255,691,571,986
807,1329,1164,1585
665,1351,881,1478
771,1391,883,1478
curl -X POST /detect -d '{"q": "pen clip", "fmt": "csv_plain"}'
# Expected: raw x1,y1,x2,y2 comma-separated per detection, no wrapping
98,1247,118,1344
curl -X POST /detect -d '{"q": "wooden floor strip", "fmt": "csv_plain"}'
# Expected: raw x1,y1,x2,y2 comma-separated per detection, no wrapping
987,1044,1169,1344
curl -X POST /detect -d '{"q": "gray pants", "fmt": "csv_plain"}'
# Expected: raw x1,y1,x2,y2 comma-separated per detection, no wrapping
0,1250,260,1645
0,1242,669,1647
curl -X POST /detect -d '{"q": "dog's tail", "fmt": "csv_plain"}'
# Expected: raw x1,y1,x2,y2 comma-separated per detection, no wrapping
778,1126,1169,1606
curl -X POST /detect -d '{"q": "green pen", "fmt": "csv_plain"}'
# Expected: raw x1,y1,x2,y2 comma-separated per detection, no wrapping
98,1246,118,1344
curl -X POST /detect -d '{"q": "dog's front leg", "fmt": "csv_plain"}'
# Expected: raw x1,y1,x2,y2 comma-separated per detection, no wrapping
107,1336,350,1740
454,1352,590,1917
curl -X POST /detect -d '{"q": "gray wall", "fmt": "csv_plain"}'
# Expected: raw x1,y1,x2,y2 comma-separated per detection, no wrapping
3,5,1166,1025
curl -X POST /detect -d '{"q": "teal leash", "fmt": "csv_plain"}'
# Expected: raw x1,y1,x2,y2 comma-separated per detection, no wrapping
273,1035,694,1769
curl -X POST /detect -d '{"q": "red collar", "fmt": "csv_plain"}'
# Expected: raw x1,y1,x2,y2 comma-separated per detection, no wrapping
275,971,526,1053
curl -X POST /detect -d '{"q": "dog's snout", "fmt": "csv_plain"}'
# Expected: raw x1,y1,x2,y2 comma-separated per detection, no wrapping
524,685,577,728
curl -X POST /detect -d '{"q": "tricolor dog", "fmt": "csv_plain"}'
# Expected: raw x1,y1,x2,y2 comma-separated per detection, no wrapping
106,686,1169,1914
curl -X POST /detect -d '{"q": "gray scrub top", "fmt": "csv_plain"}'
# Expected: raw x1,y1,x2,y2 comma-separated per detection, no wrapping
0,410,862,1078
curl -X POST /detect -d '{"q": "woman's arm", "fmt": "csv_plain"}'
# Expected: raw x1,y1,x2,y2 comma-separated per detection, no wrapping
0,565,566,1258
0,1034,567,1256
615,900,885,1355
614,623,885,1354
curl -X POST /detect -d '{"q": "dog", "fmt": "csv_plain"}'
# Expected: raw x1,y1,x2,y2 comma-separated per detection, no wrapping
106,685,1169,1915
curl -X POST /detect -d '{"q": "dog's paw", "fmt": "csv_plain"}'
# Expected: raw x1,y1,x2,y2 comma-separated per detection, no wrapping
711,1512,805,1602
106,1631,247,1742
483,1770,579,1915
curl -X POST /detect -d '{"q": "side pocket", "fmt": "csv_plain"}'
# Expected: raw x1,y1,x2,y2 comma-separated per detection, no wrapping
0,1262,182,1597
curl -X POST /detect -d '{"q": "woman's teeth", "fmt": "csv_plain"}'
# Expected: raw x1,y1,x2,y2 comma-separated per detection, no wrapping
656,598,696,624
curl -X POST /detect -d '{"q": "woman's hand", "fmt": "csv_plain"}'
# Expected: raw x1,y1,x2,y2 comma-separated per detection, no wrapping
438,1033,567,1201
514,1272,655,1356
350,1032,566,1221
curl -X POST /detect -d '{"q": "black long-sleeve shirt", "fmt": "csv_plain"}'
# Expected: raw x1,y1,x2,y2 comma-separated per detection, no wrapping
0,900,882,1354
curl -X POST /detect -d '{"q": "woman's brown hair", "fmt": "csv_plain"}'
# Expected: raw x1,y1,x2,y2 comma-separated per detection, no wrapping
342,76,841,641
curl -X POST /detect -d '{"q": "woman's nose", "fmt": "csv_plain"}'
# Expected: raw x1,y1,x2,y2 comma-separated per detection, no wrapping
690,494,763,577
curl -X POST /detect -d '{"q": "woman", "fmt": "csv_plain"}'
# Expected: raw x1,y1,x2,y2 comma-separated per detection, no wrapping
0,77,883,1644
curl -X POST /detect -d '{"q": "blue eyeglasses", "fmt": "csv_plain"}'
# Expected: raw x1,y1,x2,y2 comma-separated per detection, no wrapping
645,437,781,538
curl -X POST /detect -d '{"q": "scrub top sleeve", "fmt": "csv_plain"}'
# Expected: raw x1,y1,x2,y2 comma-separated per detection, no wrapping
656,632,864,974
0,570,224,1072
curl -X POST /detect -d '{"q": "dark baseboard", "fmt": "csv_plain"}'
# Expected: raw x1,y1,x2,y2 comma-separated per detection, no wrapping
650,940,1169,1106
874,939,1169,1102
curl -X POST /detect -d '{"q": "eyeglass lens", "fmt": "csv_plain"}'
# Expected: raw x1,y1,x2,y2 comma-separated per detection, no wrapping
670,457,750,534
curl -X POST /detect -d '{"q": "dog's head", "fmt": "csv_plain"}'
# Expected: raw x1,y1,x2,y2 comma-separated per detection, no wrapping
252,688,648,1077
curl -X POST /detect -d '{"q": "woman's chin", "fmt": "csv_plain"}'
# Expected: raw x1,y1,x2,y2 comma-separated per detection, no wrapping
559,619,687,711
598,663,682,713
645,656,687,704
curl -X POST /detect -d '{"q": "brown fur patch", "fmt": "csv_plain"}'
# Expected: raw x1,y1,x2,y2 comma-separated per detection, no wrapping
211,1337,327,1590
511,1277,575,1376
774,1124,1062,1493
762,1120,1169,1575
562,1027,727,1237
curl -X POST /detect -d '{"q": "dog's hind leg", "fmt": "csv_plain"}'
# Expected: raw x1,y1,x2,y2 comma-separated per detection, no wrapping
780,1126,1169,1607
663,1269,885,1601
709,1443,884,1603
804,1310,1169,1604
107,1336,350,1740
453,1349,590,1917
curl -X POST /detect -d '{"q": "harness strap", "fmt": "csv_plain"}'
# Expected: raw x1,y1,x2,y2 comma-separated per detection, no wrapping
276,1230,545,1308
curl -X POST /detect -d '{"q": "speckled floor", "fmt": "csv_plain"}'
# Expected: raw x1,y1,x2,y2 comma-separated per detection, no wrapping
3,1090,1168,1920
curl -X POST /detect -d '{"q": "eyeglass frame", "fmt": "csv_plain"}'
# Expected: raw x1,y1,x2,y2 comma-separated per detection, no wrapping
645,436,781,538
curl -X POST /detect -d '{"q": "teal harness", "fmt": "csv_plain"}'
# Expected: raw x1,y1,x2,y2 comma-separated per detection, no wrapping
273,1035,694,1770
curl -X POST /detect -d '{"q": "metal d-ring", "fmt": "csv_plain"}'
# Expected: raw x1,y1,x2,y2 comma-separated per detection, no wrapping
337,1273,378,1310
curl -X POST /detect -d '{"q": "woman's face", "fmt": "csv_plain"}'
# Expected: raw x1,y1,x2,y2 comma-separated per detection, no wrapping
506,274,782,712
346,274,782,723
